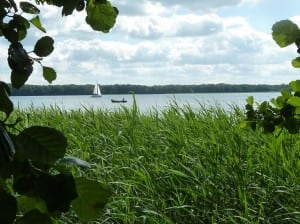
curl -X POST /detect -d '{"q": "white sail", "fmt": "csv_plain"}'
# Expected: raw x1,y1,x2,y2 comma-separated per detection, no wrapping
92,83,102,97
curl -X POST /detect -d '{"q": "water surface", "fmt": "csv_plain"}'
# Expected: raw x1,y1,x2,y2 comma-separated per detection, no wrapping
11,92,280,113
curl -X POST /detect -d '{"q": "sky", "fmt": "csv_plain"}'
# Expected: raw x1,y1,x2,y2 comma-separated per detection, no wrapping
2,0,300,86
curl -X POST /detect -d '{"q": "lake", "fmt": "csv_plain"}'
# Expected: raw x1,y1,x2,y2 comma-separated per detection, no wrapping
11,92,280,113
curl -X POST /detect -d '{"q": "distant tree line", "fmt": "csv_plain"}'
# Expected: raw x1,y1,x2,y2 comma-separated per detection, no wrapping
10,83,289,96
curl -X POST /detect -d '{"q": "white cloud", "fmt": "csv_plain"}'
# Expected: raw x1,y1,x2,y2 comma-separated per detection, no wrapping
28,9,296,85
149,0,242,10
111,0,260,15
115,14,224,39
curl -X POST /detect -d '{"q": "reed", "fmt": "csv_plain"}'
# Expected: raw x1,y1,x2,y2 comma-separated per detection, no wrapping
11,103,300,223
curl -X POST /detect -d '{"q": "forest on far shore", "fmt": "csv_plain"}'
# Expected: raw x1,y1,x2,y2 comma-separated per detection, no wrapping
10,83,288,96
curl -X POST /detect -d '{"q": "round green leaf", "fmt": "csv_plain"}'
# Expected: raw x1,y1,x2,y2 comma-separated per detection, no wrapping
292,57,300,68
287,96,300,107
76,0,85,11
35,174,77,213
20,1,40,14
2,24,18,43
246,96,254,106
8,43,33,85
72,178,111,222
295,107,300,115
33,36,54,57
289,80,300,92
272,20,300,47
11,70,32,89
0,125,15,164
8,43,33,72
0,81,11,95
281,89,292,99
15,126,67,165
284,117,299,134
10,15,30,41
16,195,47,214
42,66,56,83
0,82,13,117
86,0,118,32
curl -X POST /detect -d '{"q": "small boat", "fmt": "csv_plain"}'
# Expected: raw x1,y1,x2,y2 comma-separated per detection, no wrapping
111,98,127,103
92,83,102,97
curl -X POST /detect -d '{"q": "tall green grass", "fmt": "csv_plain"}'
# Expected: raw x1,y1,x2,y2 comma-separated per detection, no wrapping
11,103,300,223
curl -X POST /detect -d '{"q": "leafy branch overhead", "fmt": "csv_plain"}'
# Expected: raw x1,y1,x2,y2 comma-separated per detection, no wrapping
0,0,118,223
245,20,300,134
272,20,300,68
35,0,118,32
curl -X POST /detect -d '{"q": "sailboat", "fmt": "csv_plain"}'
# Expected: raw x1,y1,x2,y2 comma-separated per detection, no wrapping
92,83,102,97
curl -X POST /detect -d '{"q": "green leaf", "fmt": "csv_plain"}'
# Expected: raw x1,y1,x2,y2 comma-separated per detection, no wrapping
262,120,275,133
0,82,13,117
72,178,111,222
239,121,248,129
15,126,67,165
272,20,300,47
287,96,300,107
272,96,285,109
292,57,300,68
36,174,77,213
16,24,27,41
17,195,47,214
295,107,300,115
76,0,85,11
30,16,46,33
16,209,51,224
33,36,54,57
57,156,91,168
86,0,118,32
0,188,17,224
246,96,254,105
284,117,299,134
11,15,30,41
13,173,77,213
2,24,18,43
8,43,32,72
20,2,40,14
42,66,56,83
281,89,292,99
8,43,33,86
0,124,16,163
0,81,11,95
61,0,81,16
289,80,300,92
11,70,31,89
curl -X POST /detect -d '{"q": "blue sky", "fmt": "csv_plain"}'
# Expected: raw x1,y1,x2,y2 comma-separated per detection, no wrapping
1,0,300,85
